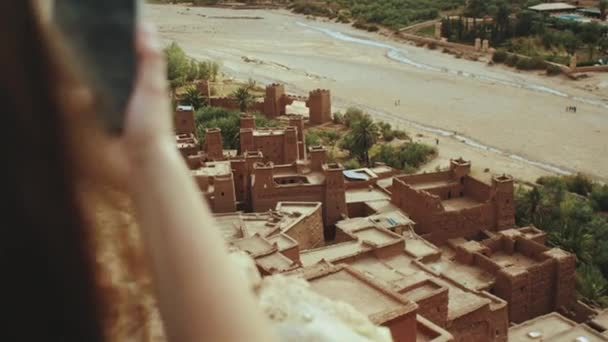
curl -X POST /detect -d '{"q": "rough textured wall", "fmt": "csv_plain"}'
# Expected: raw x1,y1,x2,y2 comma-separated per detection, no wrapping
174,109,195,135
463,177,491,202
384,310,418,342
285,205,324,250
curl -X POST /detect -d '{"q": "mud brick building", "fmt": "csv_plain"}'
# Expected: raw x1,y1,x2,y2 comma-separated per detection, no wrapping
174,101,582,340
391,158,515,244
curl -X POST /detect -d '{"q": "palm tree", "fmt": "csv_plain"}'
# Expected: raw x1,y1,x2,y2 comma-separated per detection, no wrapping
232,87,253,112
350,115,379,166
183,87,204,110
577,263,608,307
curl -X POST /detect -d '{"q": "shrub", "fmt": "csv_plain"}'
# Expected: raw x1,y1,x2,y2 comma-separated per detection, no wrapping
195,107,241,149
344,107,366,128
383,130,395,142
343,159,362,170
546,64,562,76
516,58,531,70
505,54,519,67
591,184,608,212
393,130,410,140
492,50,508,63
333,112,344,125
529,57,547,70
367,25,379,32
306,131,322,147
371,142,436,170
318,130,341,145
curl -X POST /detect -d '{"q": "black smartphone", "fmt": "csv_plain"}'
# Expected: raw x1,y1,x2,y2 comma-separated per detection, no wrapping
54,0,138,135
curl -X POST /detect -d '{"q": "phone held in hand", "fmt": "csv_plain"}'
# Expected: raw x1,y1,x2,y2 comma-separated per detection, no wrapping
54,0,138,135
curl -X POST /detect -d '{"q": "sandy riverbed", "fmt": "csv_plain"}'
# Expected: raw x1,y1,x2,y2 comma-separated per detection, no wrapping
144,4,608,183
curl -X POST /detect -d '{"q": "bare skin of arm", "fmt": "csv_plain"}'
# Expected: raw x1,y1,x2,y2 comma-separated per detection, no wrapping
122,24,275,342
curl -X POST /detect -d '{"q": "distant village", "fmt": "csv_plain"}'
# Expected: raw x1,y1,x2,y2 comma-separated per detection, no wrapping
173,83,608,341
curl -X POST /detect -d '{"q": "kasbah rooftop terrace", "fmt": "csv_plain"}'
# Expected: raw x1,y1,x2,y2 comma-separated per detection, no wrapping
175,84,608,342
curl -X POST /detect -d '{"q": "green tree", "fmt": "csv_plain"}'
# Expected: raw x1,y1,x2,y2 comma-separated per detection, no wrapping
209,61,220,81
164,42,189,98
306,131,322,147
581,23,601,61
183,87,204,110
232,87,253,112
563,30,582,56
198,61,211,80
577,263,608,307
349,115,379,166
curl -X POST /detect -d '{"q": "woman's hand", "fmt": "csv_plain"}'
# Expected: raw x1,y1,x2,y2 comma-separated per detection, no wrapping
123,23,175,165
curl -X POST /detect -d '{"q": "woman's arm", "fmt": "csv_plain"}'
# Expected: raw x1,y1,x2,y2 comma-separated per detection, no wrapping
124,24,275,342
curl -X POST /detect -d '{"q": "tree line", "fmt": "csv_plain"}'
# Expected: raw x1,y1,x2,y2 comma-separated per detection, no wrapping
516,174,608,307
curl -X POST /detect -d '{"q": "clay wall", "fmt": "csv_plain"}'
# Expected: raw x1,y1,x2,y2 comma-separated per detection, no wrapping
347,202,367,218
263,83,287,118
240,129,255,154
571,65,608,74
284,205,324,250
427,204,495,244
446,289,508,341
279,243,300,264
515,238,548,259
545,249,576,311
463,177,492,202
253,133,286,163
474,253,502,274
396,171,453,185
209,97,265,113
492,176,515,229
426,183,464,201
174,108,196,135
307,89,332,125
391,179,442,235
371,240,406,259
385,309,418,342
252,183,325,213
324,164,349,227
203,128,224,160
402,282,449,327
212,174,236,213
526,260,555,319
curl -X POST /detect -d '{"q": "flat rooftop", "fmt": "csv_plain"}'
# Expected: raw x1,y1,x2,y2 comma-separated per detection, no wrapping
252,128,287,136
301,241,369,267
351,227,402,246
230,235,274,257
192,161,232,177
275,201,320,217
403,232,439,260
529,2,576,11
376,177,394,191
508,313,578,341
546,325,608,341
256,251,296,274
368,211,415,230
364,199,400,214
441,197,483,211
379,253,494,320
490,251,538,269
213,213,242,241
307,267,413,321
409,180,457,191
346,187,390,204
425,250,495,291
266,233,298,251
